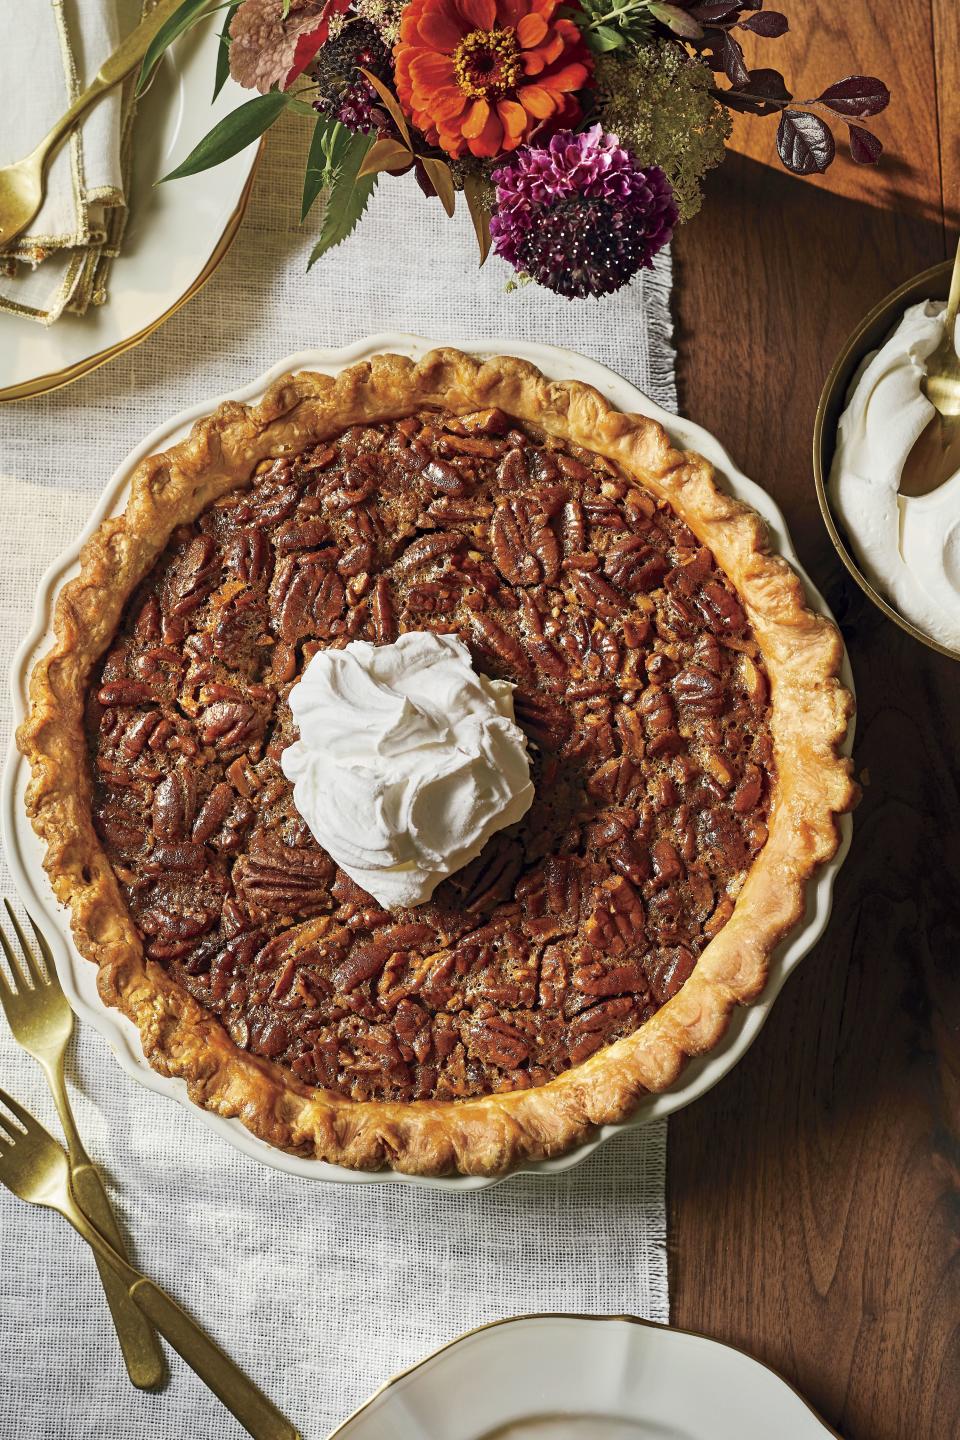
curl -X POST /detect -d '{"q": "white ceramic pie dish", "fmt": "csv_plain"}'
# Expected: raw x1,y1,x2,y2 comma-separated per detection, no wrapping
328,1314,838,1438
2,335,855,1191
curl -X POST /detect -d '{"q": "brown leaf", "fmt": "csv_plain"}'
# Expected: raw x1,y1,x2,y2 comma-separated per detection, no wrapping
359,67,411,147
358,137,413,178
229,0,327,94
463,172,491,265
420,157,456,218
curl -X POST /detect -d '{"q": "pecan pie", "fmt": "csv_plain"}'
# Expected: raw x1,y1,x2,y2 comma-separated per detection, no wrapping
19,351,856,1175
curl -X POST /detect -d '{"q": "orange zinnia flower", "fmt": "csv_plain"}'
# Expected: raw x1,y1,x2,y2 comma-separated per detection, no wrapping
394,0,592,160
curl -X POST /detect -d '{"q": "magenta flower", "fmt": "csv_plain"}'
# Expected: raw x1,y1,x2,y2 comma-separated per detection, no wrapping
490,126,678,299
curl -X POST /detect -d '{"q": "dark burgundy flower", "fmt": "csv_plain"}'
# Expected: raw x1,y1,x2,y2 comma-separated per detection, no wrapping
310,20,393,134
490,125,677,298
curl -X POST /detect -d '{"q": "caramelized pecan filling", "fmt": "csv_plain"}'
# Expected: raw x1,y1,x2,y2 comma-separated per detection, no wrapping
87,408,775,1103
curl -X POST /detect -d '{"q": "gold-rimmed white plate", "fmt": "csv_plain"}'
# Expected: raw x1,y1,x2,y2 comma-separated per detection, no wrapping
0,22,260,404
2,336,855,1190
328,1314,838,1438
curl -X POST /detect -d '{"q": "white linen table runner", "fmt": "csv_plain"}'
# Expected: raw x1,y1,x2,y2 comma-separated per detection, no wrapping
0,112,673,1438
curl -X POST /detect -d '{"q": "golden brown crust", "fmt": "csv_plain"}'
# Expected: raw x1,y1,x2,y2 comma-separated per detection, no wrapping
17,349,857,1175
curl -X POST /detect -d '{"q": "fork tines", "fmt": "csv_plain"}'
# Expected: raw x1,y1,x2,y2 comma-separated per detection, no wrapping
0,1087,32,1146
0,899,51,990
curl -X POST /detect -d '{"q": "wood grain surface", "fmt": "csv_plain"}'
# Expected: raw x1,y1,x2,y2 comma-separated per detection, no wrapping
669,5,959,1438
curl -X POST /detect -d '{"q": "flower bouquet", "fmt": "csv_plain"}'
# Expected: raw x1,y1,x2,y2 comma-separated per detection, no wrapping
142,0,890,298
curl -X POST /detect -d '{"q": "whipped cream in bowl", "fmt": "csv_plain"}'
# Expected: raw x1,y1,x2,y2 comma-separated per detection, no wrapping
280,631,534,911
828,298,960,655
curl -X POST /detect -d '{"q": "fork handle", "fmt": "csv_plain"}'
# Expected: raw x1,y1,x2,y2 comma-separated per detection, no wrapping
41,1050,165,1391
129,1279,302,1440
70,1162,166,1390
68,1205,301,1440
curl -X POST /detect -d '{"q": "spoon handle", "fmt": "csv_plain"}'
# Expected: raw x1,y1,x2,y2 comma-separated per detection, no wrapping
945,234,960,336
34,0,187,165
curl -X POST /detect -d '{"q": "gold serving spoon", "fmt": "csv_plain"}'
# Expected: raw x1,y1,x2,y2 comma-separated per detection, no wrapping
0,0,186,249
901,236,960,497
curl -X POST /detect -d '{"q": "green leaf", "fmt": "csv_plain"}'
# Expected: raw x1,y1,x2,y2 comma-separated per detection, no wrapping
283,94,319,117
648,2,702,37
568,0,657,48
586,24,625,51
301,116,352,221
160,92,286,181
307,133,377,267
212,2,240,102
137,0,217,97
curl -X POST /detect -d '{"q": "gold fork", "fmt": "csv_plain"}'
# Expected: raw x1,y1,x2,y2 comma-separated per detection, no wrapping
0,1086,302,1440
0,0,186,247
0,901,164,1390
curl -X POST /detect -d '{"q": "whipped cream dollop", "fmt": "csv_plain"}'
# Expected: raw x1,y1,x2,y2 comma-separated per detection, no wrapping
829,298,960,651
280,631,534,911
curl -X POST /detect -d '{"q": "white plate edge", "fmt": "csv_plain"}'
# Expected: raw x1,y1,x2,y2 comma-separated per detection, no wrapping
328,1314,838,1439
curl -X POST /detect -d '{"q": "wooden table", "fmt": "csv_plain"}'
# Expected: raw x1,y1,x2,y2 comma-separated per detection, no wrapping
670,6,959,1437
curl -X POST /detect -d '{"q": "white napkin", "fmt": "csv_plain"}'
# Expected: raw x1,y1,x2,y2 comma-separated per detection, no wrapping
0,0,142,323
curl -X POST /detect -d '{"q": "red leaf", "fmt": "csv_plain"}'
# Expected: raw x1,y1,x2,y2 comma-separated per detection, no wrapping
739,10,788,36
719,31,749,87
689,3,742,19
284,0,352,88
817,75,890,118
847,123,883,165
776,109,836,175
721,66,791,114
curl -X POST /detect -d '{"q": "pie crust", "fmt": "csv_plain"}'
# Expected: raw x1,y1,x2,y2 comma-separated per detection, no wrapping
18,350,856,1175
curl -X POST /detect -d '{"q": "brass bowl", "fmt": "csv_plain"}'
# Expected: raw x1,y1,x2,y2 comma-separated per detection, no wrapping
813,257,959,662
